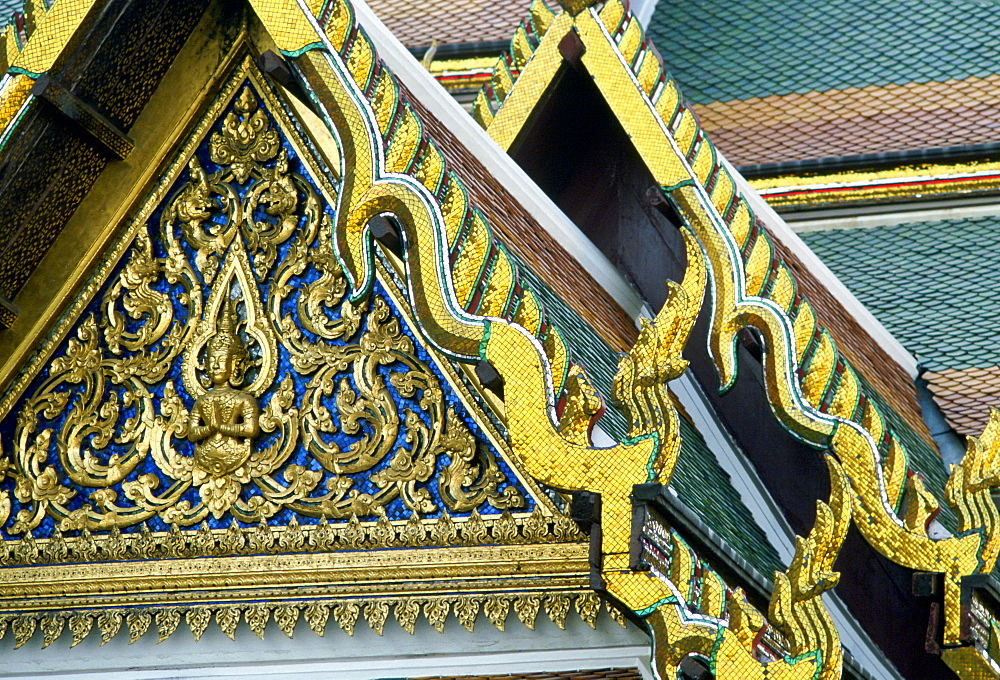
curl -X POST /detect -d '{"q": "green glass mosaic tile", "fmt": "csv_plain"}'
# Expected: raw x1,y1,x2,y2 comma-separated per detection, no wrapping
801,216,1000,373
647,0,1000,104
515,255,783,577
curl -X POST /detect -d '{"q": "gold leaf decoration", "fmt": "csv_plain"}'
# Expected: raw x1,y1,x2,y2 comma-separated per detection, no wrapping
275,605,299,638
333,603,359,635
2,72,530,554
399,512,425,547
454,597,480,632
544,595,570,629
69,614,92,648
97,611,122,646
12,616,36,649
424,599,449,633
127,611,151,644
310,517,335,551
364,601,389,636
217,608,240,640
279,517,306,551
513,595,540,630
521,508,548,542
304,603,329,637
429,512,458,545
40,615,63,649
462,509,487,544
493,511,518,543
394,599,419,635
341,515,365,549
575,593,600,629
245,604,269,639
157,609,181,643
606,601,627,628
186,608,211,641
484,596,509,631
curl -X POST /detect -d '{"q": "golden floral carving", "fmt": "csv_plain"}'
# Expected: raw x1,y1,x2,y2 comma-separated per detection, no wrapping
40,615,62,649
186,608,211,641
217,608,240,640
394,599,419,634
127,611,151,644
12,617,35,650
304,603,329,637
363,600,389,635
69,614,91,648
246,604,269,639
332,603,358,635
543,595,570,630
6,76,528,539
484,595,509,631
455,596,480,632
513,595,540,630
424,599,449,632
156,609,180,642
575,592,600,629
209,87,281,185
275,605,300,637
97,611,121,645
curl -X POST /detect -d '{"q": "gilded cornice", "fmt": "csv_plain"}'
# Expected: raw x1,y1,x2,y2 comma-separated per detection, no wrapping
473,0,1000,678
750,160,1000,211
0,33,600,650
0,0,980,676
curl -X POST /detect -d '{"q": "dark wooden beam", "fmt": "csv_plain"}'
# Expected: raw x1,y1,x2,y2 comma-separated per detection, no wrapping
31,73,133,159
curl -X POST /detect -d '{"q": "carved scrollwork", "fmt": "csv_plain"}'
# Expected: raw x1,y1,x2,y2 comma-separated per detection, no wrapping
3,78,527,540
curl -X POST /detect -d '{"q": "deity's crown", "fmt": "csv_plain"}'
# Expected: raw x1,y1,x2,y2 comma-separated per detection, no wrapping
207,298,249,369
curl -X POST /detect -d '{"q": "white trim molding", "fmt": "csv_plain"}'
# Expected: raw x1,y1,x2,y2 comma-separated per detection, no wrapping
351,0,648,322
720,155,920,378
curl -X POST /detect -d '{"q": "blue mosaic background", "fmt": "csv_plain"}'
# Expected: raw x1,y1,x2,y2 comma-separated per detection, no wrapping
0,81,531,540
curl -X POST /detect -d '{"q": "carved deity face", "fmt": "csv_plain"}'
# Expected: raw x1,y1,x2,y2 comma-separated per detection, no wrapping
207,344,235,386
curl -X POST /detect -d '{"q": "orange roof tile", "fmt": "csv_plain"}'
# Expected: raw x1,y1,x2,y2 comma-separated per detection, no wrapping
366,0,525,48
925,366,1000,438
694,75,1000,168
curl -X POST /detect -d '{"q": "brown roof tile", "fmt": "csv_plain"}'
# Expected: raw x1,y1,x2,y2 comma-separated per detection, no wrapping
366,0,526,47
399,82,639,353
695,75,1000,167
769,231,932,444
925,366,1000,437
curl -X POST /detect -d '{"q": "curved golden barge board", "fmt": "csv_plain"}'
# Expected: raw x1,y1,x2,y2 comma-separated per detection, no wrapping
245,2,854,677
471,0,1000,654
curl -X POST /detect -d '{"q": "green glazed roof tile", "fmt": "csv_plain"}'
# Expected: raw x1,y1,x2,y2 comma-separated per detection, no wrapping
514,255,784,578
801,216,1000,373
647,0,1000,104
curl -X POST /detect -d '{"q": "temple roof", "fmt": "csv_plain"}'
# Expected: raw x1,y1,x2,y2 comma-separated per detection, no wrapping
644,0,1000,168
803,215,1000,437
646,0,998,104
365,0,524,48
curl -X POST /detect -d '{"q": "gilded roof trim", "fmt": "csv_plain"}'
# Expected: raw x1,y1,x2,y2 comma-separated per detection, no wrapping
0,0,99,147
474,0,1000,674
241,3,862,679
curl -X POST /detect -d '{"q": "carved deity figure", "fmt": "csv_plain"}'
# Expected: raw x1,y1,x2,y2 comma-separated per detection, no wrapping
188,299,259,479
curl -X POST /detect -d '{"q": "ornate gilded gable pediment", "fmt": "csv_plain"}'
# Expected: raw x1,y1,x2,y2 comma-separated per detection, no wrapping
0,54,592,648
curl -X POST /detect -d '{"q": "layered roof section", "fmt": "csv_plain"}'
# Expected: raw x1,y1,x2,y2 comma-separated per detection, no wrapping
365,0,524,49
803,216,1000,437
645,0,1000,168
646,0,998,104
